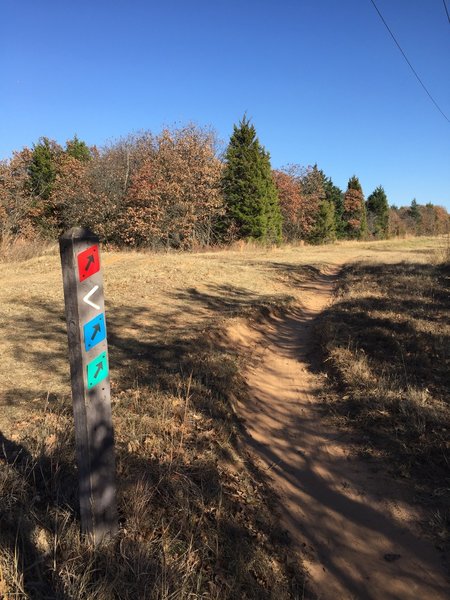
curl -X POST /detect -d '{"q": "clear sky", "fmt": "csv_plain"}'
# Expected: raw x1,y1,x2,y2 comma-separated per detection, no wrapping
1,0,449,208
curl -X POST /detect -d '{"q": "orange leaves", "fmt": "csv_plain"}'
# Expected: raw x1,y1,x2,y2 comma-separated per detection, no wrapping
272,170,301,225
343,185,366,238
273,165,325,241
118,125,224,248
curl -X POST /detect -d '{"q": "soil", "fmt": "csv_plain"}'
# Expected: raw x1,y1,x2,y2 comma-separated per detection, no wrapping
227,267,449,600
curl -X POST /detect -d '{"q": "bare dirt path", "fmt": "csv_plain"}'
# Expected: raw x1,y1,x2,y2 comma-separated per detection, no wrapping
227,266,449,600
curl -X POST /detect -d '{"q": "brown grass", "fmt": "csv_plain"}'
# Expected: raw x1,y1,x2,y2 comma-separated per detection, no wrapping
0,233,57,264
317,256,449,551
0,236,445,598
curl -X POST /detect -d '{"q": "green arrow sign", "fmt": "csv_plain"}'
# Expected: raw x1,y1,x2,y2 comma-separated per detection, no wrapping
87,352,109,389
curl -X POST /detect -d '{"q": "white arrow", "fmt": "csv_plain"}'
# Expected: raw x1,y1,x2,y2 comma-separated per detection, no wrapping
83,285,100,310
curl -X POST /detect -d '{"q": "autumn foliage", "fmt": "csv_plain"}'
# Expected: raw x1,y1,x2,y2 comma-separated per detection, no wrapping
343,176,368,240
0,123,449,251
118,126,223,249
273,165,335,243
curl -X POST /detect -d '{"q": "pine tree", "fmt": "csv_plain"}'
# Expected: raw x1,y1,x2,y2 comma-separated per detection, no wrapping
409,198,422,232
343,175,367,239
409,198,420,221
28,137,61,199
367,185,389,238
221,116,282,242
310,199,336,244
66,135,91,162
319,171,344,238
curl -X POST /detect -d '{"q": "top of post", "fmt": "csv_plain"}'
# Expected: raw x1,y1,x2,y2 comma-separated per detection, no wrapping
59,227,99,247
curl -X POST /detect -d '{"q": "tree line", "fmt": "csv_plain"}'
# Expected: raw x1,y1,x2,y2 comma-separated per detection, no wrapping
1,117,448,250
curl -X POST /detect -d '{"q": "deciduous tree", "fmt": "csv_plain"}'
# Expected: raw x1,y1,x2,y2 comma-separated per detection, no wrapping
273,164,328,242
272,167,302,241
0,148,38,238
118,125,224,248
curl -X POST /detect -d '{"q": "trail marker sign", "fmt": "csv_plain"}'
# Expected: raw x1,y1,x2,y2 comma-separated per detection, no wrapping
60,227,118,544
87,351,109,389
83,285,101,310
77,244,100,281
83,313,106,351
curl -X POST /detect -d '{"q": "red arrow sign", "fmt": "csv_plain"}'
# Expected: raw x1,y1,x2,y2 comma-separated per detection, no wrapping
77,245,100,281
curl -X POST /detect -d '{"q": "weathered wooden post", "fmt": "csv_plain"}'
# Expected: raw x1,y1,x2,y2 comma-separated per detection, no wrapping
59,227,118,544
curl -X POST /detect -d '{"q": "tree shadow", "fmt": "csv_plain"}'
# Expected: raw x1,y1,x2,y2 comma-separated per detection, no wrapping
0,432,74,599
186,284,448,598
1,258,449,596
0,425,184,598
147,266,449,595
314,261,450,552
0,279,310,597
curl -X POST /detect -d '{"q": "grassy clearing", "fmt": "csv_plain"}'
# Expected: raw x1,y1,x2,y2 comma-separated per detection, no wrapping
317,256,449,551
0,236,445,598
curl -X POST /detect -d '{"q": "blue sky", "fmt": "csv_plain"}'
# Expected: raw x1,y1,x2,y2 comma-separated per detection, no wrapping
2,0,449,208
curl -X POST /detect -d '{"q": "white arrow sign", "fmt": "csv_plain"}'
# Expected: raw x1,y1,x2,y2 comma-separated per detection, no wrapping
83,285,100,310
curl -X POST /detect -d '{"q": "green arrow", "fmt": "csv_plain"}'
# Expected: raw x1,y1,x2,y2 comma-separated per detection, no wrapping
94,361,104,379
87,352,108,389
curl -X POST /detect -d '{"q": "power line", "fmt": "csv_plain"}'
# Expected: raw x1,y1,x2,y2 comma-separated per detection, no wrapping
369,0,450,124
443,0,450,25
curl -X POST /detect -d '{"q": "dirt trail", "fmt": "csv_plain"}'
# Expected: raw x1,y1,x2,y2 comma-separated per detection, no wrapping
228,267,448,600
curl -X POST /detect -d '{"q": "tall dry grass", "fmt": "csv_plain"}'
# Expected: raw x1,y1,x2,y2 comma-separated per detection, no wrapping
0,232,57,263
317,255,449,551
0,306,305,599
0,235,446,598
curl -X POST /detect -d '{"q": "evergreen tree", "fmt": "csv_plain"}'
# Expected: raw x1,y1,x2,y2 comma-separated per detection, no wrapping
319,171,344,238
348,175,362,192
409,198,420,220
310,199,336,244
343,175,367,239
221,116,282,241
367,185,389,238
408,198,421,234
28,137,61,199
66,135,91,161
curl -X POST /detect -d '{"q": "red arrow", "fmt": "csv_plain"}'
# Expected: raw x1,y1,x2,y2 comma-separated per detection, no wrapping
85,254,95,271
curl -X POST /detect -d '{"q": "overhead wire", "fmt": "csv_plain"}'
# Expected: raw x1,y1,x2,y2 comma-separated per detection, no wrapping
443,0,450,25
369,0,450,124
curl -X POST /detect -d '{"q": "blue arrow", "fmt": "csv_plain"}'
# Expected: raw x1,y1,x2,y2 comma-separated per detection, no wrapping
91,323,101,341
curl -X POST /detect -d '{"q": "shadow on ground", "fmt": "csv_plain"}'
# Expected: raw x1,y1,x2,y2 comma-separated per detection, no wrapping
2,259,447,597
0,271,309,599
314,262,450,558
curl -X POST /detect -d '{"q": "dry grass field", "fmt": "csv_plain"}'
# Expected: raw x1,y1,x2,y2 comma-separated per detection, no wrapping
317,251,450,552
0,236,447,598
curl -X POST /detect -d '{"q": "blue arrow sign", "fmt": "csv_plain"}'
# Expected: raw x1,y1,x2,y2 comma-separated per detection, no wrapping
83,313,106,352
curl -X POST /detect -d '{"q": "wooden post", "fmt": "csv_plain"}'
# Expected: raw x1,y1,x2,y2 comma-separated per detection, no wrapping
59,227,118,544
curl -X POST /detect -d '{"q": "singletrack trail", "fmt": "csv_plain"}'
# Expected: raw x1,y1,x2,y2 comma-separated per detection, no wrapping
227,266,448,600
